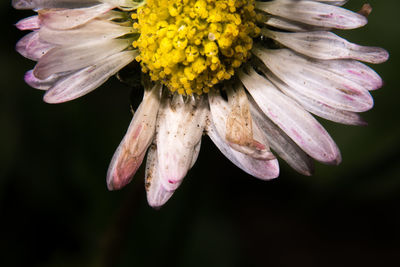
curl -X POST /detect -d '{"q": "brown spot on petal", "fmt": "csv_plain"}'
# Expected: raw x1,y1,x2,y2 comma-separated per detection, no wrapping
358,4,372,18
145,145,157,192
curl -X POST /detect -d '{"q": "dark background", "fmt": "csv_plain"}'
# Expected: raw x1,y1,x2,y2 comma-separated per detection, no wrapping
1,1,399,266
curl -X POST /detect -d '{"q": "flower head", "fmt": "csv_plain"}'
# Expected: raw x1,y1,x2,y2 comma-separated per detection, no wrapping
14,0,388,208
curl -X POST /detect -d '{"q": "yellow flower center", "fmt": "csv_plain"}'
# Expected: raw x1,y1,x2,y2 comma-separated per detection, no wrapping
132,0,260,95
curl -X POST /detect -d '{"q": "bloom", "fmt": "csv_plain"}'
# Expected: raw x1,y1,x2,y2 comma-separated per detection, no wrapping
14,0,388,208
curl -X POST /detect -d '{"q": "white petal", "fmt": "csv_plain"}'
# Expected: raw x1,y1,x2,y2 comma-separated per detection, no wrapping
248,96,314,175
15,16,40,30
263,29,389,64
253,47,374,112
256,0,367,30
44,50,137,103
145,145,175,209
239,67,341,164
34,38,131,79
265,16,328,32
106,83,162,190
312,0,348,6
98,9,127,21
13,0,101,9
100,0,144,10
16,31,53,61
38,3,115,30
39,19,133,46
24,70,66,90
206,115,280,180
156,94,208,191
190,140,202,169
308,59,384,91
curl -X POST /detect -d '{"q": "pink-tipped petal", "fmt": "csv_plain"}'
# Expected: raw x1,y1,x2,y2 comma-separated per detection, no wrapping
16,31,53,61
24,70,63,90
145,145,174,208
16,15,40,30
156,94,208,192
106,83,162,190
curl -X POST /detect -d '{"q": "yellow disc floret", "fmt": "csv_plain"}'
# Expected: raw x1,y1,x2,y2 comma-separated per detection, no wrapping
134,0,260,95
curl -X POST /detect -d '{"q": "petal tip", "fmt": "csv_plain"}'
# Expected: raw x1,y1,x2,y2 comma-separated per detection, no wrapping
43,91,63,104
146,186,174,209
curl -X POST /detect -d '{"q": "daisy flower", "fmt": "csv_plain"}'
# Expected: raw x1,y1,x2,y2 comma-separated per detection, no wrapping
14,0,388,208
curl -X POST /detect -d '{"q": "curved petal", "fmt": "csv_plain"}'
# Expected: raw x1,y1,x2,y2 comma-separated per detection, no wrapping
156,94,208,191
107,83,162,190
145,145,174,209
16,15,40,30
24,70,66,90
16,31,53,61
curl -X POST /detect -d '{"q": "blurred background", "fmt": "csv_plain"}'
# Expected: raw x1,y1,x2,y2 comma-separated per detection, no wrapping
1,0,399,266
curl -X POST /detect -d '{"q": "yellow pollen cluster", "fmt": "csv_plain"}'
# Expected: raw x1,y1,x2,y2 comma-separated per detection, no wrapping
133,0,260,95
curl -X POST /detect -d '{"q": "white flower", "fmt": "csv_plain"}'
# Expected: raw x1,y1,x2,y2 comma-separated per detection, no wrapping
14,0,388,208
